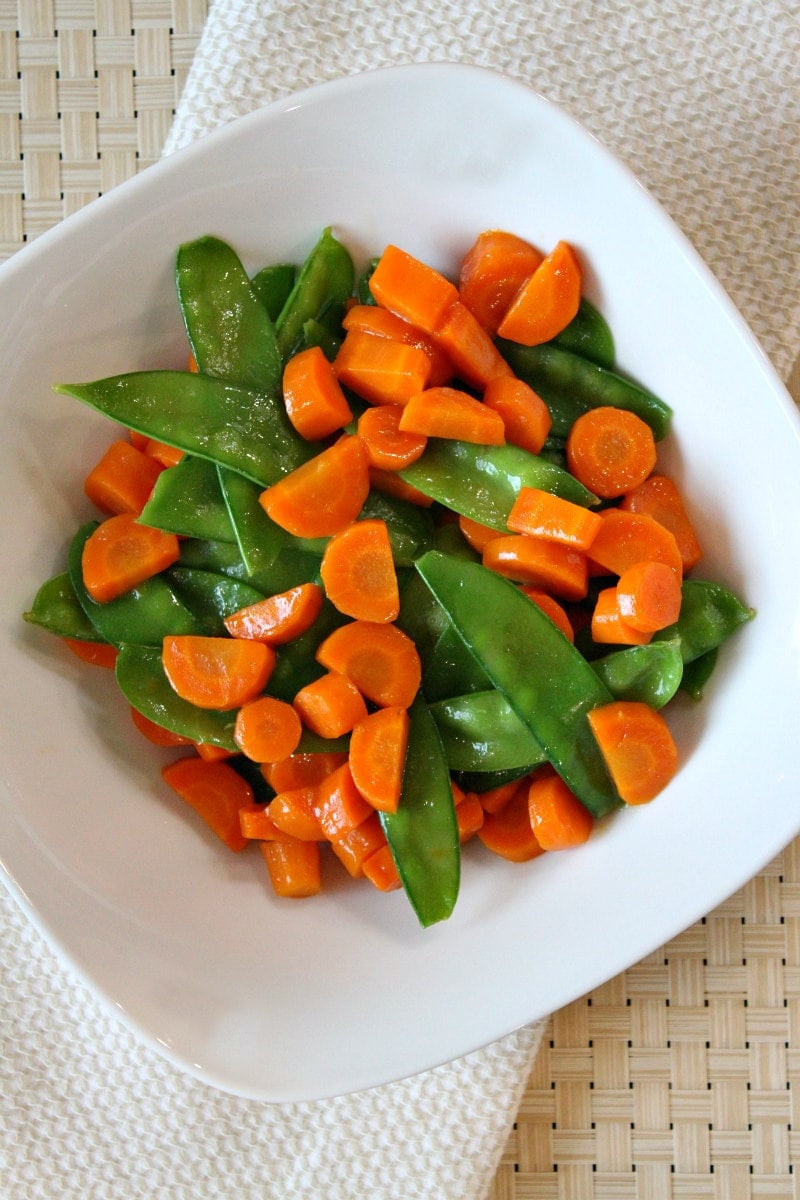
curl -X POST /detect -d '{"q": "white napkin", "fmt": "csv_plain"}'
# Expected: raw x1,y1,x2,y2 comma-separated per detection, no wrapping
3,3,799,1199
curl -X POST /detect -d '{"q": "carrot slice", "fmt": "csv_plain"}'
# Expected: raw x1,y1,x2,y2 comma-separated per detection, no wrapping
566,405,657,499
455,792,485,843
293,670,368,738
282,344,353,441
483,534,588,601
458,229,545,335
615,560,683,633
261,751,347,793
587,508,683,578
507,486,602,550
162,635,275,710
313,761,374,841
356,404,427,471
342,304,453,386
81,512,180,603
143,439,185,468
84,438,163,516
259,839,321,898
519,588,575,642
362,842,402,891
496,240,582,345
333,329,432,407
478,779,522,815
63,638,119,668
330,811,388,878
619,474,703,572
161,756,251,851
476,781,544,862
348,705,409,814
234,694,303,763
591,586,653,645
398,386,506,445
458,514,502,554
368,467,435,507
528,772,593,850
369,243,460,333
587,700,679,805
238,802,285,840
482,375,552,456
267,787,325,841
259,435,370,538
130,705,193,747
316,620,422,708
320,518,400,623
431,300,513,390
193,741,235,762
223,583,323,644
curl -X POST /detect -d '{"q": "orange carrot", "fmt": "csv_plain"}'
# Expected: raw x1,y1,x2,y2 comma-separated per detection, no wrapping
496,240,582,345
361,842,402,891
458,513,502,554
478,779,523,815
565,405,657,499
619,473,703,572
259,434,370,538
519,587,575,642
483,534,589,601
476,781,544,862
482,375,552,456
83,438,163,516
431,300,514,389
193,741,235,762
316,620,422,708
261,751,347,793
281,344,353,440
313,761,375,841
527,771,593,849
162,635,275,710
293,670,368,738
223,583,323,645
398,386,506,445
369,243,460,334
127,429,150,450
507,486,602,550
591,586,652,645
143,439,185,468
238,802,285,840
368,467,435,507
130,705,193,747
330,811,388,877
455,791,485,843
348,705,409,814
319,518,400,623
233,694,303,762
63,638,119,668
587,508,683,578
458,229,545,335
161,756,251,851
342,304,453,386
81,512,180,603
356,404,428,471
333,329,432,406
259,838,322,898
615,560,683,633
587,700,679,805
267,787,325,841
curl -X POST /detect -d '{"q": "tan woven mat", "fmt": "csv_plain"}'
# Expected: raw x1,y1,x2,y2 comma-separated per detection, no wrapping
2,5,798,1197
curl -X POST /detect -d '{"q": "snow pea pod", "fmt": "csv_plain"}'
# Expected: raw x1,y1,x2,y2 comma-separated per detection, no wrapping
591,638,684,709
275,227,355,362
166,568,267,635
55,371,312,487
679,648,718,700
175,235,282,396
496,340,672,441
379,694,460,928
550,297,615,367
250,262,296,322
655,578,754,663
116,643,237,750
177,537,322,596
430,689,546,772
217,466,287,577
416,551,621,817
68,522,205,646
400,440,597,532
139,455,237,542
23,571,103,641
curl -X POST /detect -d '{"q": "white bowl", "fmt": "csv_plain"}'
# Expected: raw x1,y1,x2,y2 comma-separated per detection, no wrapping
2,63,799,1102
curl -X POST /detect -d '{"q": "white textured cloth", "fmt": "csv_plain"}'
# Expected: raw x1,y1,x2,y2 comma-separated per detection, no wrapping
3,3,799,1199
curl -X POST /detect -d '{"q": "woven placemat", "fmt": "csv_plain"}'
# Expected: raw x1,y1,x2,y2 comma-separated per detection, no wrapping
2,6,798,1197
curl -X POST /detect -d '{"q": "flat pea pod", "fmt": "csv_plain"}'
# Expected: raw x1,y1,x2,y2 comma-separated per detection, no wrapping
116,643,237,750
217,466,287,577
496,339,672,440
680,647,718,700
250,262,297,322
379,694,460,928
166,568,267,635
176,235,282,396
69,522,205,646
301,316,342,361
356,256,379,305
591,638,684,709
400,440,597,533
275,228,355,362
139,455,237,542
398,572,491,702
416,551,621,817
453,765,539,794
429,689,546,772
550,297,615,367
655,578,754,662
55,371,312,487
23,571,103,641
177,537,322,596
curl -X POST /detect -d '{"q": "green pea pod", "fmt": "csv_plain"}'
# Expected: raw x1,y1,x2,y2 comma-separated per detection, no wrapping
679,647,718,700
416,551,621,817
379,694,460,928
431,522,480,562
453,765,540,794
54,371,312,487
116,643,237,750
250,262,297,322
655,578,755,662
176,235,282,396
178,537,322,596
69,522,205,646
400,440,597,532
23,571,103,641
398,571,490,702
550,297,615,367
430,689,547,772
216,466,287,577
356,257,379,305
301,316,342,361
275,228,355,362
166,568,267,634
496,340,672,440
139,455,237,542
591,639,684,709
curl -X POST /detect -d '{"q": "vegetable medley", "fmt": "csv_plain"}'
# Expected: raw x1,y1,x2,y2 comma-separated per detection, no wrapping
24,227,754,927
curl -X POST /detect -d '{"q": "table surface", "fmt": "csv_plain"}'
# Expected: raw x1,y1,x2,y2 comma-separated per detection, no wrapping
2,5,798,1197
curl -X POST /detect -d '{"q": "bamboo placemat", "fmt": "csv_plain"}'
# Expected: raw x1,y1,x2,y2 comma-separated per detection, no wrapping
2,5,798,1197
